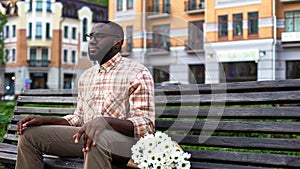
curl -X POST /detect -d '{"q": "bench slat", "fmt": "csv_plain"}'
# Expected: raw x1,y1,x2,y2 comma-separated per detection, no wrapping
14,107,75,116
17,96,76,105
156,120,300,133
155,91,300,106
157,107,300,118
191,161,269,169
171,135,300,151
155,79,300,95
21,89,76,96
3,134,18,143
189,149,300,167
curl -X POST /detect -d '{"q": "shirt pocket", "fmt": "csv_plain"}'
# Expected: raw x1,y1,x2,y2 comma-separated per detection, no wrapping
102,91,128,119
80,91,104,121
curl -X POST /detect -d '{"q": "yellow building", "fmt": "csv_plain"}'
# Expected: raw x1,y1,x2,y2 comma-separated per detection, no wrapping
0,0,107,96
109,0,206,85
109,0,300,84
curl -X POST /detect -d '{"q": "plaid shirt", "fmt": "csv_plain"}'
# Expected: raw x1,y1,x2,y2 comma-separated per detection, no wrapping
64,53,155,138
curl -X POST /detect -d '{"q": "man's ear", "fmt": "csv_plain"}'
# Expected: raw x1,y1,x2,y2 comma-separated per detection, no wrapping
114,39,123,48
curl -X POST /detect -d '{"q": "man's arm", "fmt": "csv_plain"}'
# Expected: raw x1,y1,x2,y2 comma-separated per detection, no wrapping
104,117,134,137
17,116,69,135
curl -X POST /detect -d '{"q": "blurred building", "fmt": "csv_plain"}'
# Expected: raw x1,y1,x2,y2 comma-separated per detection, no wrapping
109,0,300,84
0,0,107,95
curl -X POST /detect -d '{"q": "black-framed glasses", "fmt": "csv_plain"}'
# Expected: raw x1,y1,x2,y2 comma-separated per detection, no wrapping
85,33,120,41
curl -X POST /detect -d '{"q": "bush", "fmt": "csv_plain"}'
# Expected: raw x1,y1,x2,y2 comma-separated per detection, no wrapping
0,101,15,141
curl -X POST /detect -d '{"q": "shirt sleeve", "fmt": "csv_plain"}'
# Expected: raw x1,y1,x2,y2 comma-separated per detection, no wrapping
63,78,84,126
127,69,155,138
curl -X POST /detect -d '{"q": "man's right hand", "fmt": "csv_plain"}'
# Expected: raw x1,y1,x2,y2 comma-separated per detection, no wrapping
17,116,45,135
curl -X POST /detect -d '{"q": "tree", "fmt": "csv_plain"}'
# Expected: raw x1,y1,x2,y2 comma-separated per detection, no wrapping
0,13,7,96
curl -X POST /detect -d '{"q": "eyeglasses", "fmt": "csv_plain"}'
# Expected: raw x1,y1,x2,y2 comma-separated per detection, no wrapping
85,33,120,41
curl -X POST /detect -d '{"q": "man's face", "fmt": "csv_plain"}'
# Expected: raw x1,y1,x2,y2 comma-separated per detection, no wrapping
87,23,116,63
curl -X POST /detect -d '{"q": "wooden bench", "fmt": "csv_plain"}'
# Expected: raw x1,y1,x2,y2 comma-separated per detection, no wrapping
1,79,300,168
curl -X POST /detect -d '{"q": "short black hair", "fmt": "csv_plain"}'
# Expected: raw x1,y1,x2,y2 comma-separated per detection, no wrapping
98,20,124,41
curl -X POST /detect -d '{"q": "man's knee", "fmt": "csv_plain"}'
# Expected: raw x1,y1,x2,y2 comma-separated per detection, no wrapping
18,126,44,149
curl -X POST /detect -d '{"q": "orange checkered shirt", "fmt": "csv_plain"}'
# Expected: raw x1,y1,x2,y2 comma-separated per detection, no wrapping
64,53,155,138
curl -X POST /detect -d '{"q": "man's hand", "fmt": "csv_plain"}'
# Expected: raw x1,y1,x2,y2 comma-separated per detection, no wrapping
17,116,45,135
73,117,107,152
17,116,70,135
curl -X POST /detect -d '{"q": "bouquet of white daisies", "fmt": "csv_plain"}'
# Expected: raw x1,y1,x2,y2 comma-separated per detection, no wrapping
129,131,191,169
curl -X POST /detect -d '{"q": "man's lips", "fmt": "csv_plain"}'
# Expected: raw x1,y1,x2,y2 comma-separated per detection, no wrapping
89,47,98,52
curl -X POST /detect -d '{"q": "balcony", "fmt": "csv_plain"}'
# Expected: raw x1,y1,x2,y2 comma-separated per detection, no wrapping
282,32,300,42
184,40,204,53
280,0,300,2
147,3,171,19
27,60,50,67
184,0,205,14
146,41,170,56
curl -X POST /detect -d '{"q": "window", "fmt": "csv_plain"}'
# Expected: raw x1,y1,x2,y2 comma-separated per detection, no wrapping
163,0,170,13
4,49,9,62
72,27,76,40
189,64,205,84
12,49,16,62
63,50,68,62
188,20,204,50
46,0,51,12
42,48,48,61
153,66,170,83
117,0,123,11
285,10,300,32
36,0,43,11
99,11,104,20
29,0,32,11
42,48,49,67
220,61,257,82
64,26,68,39
126,25,133,52
64,74,75,89
233,13,243,36
36,22,42,38
127,0,133,10
82,18,88,42
12,25,16,37
46,23,50,39
218,15,228,37
30,48,36,60
5,25,9,38
29,48,37,66
153,0,159,13
72,51,76,63
153,24,170,51
248,12,258,35
286,60,300,79
188,0,197,10
28,23,32,38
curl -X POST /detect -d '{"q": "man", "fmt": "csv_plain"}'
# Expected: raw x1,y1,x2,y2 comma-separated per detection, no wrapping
16,21,155,169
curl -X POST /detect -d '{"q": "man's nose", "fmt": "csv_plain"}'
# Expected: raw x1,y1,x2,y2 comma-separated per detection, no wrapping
89,37,97,44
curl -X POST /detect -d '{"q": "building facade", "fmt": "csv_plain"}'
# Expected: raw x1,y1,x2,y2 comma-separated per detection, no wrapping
109,0,300,84
109,0,206,85
0,0,107,95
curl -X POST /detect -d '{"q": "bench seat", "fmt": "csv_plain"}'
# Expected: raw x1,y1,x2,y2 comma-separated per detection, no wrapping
1,79,300,168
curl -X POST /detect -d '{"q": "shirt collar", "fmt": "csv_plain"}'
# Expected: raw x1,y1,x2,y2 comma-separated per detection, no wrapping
98,53,122,73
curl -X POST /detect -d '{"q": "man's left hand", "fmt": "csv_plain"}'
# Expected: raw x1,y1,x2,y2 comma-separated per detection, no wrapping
73,117,107,152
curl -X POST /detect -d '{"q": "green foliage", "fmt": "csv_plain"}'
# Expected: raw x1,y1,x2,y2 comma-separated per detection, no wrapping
0,101,15,142
0,13,8,66
81,0,108,7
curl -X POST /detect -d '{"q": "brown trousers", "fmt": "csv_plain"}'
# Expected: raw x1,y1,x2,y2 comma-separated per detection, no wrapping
15,125,136,169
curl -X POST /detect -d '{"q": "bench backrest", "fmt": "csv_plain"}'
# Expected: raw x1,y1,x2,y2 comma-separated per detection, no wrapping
5,79,300,169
